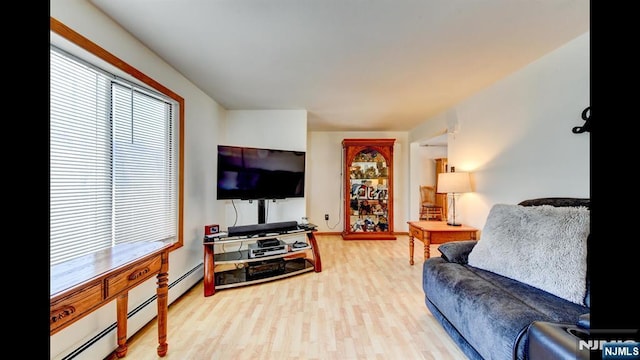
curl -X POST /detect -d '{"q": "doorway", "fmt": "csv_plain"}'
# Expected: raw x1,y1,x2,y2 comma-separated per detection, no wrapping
411,134,448,221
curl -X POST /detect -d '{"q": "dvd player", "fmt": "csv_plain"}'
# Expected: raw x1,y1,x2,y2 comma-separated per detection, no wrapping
248,240,288,258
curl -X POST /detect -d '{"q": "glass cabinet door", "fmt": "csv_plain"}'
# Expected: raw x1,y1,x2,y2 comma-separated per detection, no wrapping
342,139,396,240
348,149,389,232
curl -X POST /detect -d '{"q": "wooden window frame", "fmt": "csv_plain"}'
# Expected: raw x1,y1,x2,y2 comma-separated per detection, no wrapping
50,16,184,252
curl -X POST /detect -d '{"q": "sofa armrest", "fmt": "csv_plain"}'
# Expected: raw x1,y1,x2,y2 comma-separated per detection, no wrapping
577,313,590,330
526,320,590,360
438,240,478,264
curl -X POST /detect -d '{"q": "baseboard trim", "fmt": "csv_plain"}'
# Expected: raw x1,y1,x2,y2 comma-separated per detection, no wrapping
315,231,408,236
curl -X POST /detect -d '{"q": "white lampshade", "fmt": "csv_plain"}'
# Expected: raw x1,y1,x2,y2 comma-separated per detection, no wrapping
437,172,471,194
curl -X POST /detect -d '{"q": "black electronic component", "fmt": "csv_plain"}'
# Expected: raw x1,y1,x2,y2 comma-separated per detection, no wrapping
257,239,280,248
292,241,308,249
228,221,299,237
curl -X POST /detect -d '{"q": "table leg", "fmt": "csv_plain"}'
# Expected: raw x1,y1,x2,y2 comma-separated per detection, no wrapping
409,235,415,265
204,244,215,297
115,294,128,358
307,232,323,272
156,251,169,357
424,231,431,260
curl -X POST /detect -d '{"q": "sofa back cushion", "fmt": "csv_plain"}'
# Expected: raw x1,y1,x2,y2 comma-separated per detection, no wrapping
519,197,591,307
467,203,590,305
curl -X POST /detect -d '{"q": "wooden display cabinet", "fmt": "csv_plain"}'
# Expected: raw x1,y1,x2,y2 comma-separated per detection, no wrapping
342,138,396,240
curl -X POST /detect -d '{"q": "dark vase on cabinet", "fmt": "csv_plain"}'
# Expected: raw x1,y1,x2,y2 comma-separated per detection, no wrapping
342,138,396,240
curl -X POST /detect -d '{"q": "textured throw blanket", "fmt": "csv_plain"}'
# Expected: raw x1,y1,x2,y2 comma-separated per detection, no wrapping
467,204,589,305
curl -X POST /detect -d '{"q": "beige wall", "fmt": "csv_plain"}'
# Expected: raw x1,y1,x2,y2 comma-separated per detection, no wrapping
410,32,590,231
306,132,409,233
222,109,309,226
50,1,589,358
50,1,226,359
308,33,589,236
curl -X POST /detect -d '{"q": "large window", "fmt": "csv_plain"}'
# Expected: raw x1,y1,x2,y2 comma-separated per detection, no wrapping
50,19,184,267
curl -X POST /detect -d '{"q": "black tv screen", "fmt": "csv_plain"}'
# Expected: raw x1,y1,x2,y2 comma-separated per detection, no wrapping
217,145,306,200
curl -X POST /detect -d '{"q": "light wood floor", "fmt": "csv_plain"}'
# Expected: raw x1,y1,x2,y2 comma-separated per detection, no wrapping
113,234,468,360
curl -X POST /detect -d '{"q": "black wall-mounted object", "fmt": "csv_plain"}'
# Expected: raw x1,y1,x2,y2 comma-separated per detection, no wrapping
216,145,306,201
572,107,591,134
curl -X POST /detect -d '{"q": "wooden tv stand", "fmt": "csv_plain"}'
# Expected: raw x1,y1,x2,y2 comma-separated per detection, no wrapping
202,226,322,296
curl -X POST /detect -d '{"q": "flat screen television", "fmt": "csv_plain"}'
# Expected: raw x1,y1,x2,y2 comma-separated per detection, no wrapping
217,145,306,200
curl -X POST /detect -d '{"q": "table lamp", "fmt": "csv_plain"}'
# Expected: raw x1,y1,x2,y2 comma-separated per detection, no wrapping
437,171,471,226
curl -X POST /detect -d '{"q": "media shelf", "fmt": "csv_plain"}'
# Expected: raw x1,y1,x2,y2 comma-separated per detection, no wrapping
213,245,311,263
215,258,315,289
202,225,322,296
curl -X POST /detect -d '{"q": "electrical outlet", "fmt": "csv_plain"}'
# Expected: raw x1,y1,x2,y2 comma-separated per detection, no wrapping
324,214,329,221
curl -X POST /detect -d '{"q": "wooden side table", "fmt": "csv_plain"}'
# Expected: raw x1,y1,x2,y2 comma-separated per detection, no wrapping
407,221,478,265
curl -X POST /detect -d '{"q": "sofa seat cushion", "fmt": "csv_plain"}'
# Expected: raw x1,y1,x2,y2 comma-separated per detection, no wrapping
423,257,589,360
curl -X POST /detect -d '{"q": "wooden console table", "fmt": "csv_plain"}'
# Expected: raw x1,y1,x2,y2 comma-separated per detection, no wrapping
407,221,478,265
50,241,173,357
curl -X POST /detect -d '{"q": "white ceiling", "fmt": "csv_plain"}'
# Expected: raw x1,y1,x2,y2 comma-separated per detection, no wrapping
89,0,589,132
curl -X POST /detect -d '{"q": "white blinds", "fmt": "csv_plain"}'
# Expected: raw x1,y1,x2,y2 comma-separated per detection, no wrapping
50,46,178,267
112,83,177,247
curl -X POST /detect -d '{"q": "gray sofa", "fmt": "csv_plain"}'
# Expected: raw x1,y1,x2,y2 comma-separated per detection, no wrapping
422,198,590,360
